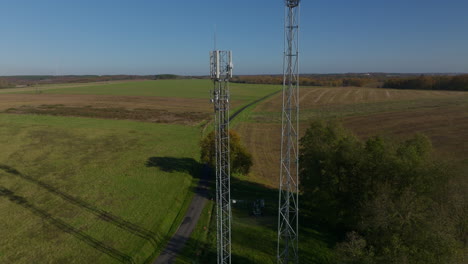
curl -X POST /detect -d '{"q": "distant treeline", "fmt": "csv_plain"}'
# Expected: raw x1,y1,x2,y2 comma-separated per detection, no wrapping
383,74,468,91
0,79,12,89
232,74,381,87
154,74,181,80
0,74,191,88
0,75,151,87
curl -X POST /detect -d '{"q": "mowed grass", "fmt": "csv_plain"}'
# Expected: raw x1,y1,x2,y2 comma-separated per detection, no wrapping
0,114,201,264
16,79,281,102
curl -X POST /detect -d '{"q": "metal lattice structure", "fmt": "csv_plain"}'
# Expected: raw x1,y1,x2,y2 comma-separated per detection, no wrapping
210,50,233,264
277,0,300,263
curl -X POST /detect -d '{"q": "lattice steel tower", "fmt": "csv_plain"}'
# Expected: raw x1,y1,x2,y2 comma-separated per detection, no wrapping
277,0,300,263
210,50,233,264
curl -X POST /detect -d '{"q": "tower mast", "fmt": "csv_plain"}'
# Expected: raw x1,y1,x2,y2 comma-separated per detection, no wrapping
277,0,300,263
210,49,233,264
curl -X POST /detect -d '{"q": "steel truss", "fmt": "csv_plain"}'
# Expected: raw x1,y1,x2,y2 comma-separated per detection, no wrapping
211,50,233,264
277,0,300,263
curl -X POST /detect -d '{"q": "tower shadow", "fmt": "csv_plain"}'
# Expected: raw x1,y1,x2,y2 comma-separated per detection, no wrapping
0,186,135,264
145,156,213,202
0,164,160,247
146,157,200,176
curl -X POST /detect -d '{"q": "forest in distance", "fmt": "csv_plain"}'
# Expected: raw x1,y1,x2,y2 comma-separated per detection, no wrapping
232,73,468,91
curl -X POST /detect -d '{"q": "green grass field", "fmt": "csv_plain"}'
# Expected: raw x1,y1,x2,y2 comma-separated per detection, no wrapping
0,114,200,264
2,79,466,263
16,80,281,102
0,79,284,264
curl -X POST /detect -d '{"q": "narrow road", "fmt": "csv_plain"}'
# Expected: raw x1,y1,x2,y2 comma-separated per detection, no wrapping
153,166,210,264
154,89,280,263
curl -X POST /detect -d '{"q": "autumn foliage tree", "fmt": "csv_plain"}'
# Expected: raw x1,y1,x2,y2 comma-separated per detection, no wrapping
200,130,253,175
383,74,468,91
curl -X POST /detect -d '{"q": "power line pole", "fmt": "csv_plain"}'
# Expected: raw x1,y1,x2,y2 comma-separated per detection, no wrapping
277,0,300,263
210,50,233,264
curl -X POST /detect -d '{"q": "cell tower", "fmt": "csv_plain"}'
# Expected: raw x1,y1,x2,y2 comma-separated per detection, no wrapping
277,0,300,263
210,50,233,264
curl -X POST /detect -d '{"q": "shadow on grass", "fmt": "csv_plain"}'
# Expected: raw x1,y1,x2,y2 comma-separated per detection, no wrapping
0,186,135,264
146,157,200,176
176,236,262,264
144,159,335,263
0,164,161,256
146,157,214,200
146,158,217,264
192,174,336,263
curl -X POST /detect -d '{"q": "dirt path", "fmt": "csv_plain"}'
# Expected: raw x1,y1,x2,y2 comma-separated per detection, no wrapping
153,165,210,264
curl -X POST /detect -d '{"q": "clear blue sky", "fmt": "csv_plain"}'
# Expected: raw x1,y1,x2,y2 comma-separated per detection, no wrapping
1,0,467,75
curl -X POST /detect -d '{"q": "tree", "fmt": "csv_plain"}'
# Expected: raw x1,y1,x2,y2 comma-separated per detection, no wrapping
200,130,253,175
299,120,466,263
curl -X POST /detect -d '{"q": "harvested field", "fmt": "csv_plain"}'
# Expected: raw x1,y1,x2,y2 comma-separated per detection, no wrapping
343,105,468,159
236,87,468,187
255,86,465,112
237,123,282,187
251,89,468,123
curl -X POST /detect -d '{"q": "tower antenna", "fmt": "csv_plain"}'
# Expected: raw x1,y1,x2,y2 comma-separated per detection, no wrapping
277,0,300,263
210,47,233,263
214,24,217,51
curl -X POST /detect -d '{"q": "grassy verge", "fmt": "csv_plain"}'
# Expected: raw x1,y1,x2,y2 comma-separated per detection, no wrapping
174,200,215,264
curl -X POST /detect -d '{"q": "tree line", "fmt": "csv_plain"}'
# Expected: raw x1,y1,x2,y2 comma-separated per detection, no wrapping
383,74,468,91
0,79,12,89
232,75,375,87
300,121,467,263
1,75,153,87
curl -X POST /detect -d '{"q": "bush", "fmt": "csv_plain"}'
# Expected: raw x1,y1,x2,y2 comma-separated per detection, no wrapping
200,130,253,175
